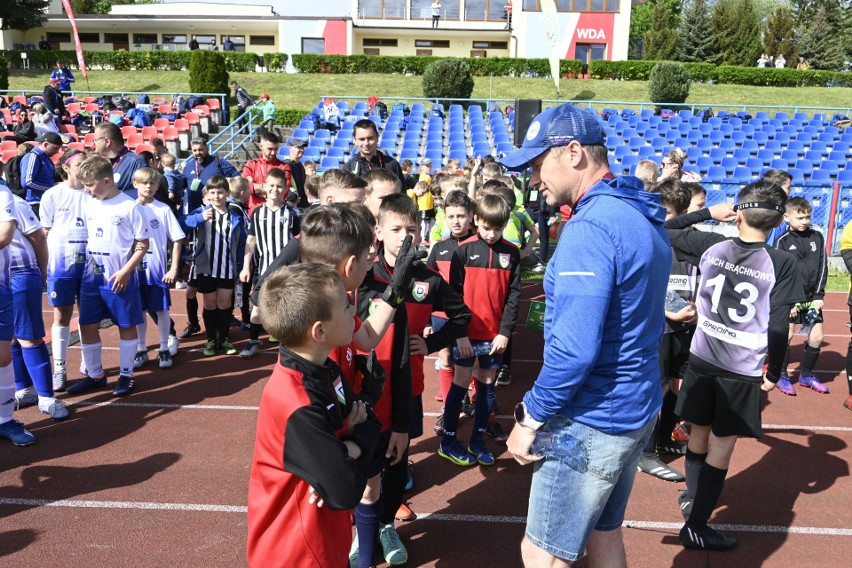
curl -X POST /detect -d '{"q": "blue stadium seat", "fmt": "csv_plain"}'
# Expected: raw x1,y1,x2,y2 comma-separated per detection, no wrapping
696,156,714,174
838,169,852,184
652,138,668,152
637,147,656,160
709,131,724,145
424,150,443,165
757,149,774,165
829,151,847,164
781,150,799,164
731,131,746,144
774,111,790,123
696,139,713,154
810,170,832,185
809,141,828,156
621,155,639,174
327,147,346,159
449,150,468,163
449,141,466,154
425,140,443,152
752,131,769,146
705,166,727,182
746,157,764,174
721,157,739,173
788,168,805,185
313,128,332,142
292,128,310,140
805,150,823,163
302,148,321,162
496,142,514,155
820,159,840,177
742,139,759,154
733,148,750,162
740,123,754,137
709,147,726,164
754,111,770,121
769,158,789,170
795,159,814,177
833,141,850,154
319,156,340,170
732,166,753,184
473,142,492,157
402,140,420,151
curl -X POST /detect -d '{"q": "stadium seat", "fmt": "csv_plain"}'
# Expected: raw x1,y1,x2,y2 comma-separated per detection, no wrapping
319,156,340,171
0,140,17,152
732,166,753,184
795,159,814,177
820,160,840,177
705,165,727,182
745,157,764,174
126,134,143,150
721,157,739,173
696,156,713,174
141,126,158,141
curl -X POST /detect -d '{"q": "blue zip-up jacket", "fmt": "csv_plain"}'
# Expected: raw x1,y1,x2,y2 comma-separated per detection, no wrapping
181,205,247,276
523,176,669,435
21,146,56,203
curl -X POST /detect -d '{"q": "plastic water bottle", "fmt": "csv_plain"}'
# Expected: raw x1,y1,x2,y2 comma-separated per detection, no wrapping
665,290,689,313
530,430,587,472
796,308,820,336
452,341,492,360
234,281,243,309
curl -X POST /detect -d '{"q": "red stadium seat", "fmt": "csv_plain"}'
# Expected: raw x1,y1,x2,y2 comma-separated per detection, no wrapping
61,124,77,135
141,126,158,141
85,103,100,114
121,125,138,139
66,102,82,116
154,118,170,132
1,109,11,124
193,105,210,117
83,132,95,148
152,97,168,105
157,104,174,115
0,140,16,153
206,98,221,111
184,112,200,125
83,96,97,104
67,142,85,151
12,95,27,106
50,151,62,164
174,118,190,132
126,134,143,150
2,150,17,163
136,143,154,154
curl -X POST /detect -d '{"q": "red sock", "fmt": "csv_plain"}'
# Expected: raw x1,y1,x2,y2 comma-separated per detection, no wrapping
439,367,454,402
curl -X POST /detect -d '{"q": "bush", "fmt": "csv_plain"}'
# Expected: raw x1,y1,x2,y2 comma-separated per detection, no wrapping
263,52,289,72
648,61,691,104
422,59,475,107
276,108,309,127
189,50,230,98
0,53,8,91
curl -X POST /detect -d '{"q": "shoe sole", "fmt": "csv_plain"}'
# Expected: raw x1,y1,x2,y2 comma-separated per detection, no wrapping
1,436,36,446
800,383,829,394
468,450,495,466
438,448,476,467
638,463,685,482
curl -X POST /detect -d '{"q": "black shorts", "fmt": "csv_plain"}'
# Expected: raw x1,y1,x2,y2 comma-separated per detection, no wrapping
409,394,424,440
675,366,763,438
658,328,693,386
196,275,235,294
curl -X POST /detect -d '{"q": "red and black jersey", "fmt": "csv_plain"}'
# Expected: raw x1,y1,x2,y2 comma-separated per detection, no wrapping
427,230,474,283
373,249,471,396
329,307,362,390
353,268,412,433
247,347,381,568
450,235,521,341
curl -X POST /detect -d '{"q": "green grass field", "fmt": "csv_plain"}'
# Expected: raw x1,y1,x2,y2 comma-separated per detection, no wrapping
7,69,852,114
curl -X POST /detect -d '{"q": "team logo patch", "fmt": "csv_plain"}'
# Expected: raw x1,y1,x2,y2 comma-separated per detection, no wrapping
96,228,104,237
75,217,84,227
499,253,510,269
111,216,122,226
333,377,346,404
346,347,353,364
810,241,817,252
368,298,383,316
113,173,121,184
151,219,160,229
526,120,541,141
50,291,57,298
411,281,429,302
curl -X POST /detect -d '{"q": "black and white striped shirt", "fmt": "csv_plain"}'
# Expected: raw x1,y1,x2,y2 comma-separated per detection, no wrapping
249,205,299,274
207,209,233,279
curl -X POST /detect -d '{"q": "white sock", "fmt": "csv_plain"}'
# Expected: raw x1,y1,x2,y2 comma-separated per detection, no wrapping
119,339,137,377
157,311,170,351
137,321,148,353
38,395,55,407
80,342,103,378
0,363,15,424
52,324,70,373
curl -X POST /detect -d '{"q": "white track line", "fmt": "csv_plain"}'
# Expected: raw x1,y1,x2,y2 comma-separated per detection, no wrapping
0,498,849,536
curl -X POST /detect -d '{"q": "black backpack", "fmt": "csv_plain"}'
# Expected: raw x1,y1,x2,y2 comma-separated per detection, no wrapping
5,148,33,199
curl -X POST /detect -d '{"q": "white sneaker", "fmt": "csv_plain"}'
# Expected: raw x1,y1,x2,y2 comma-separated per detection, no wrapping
133,350,149,369
167,334,179,356
39,398,69,420
15,387,38,409
53,369,67,392
240,340,260,359
175,281,188,290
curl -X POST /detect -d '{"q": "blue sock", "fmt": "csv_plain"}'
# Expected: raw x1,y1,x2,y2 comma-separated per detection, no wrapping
472,381,495,442
441,383,467,442
12,343,32,391
354,499,382,568
22,343,53,397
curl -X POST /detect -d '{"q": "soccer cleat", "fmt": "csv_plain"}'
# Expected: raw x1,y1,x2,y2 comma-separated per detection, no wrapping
229,316,242,328
39,398,69,420
268,336,279,344
798,374,829,394
844,395,852,411
158,351,173,369
240,340,260,359
378,523,408,565
66,374,107,395
14,387,38,409
656,439,688,456
0,420,36,446
679,524,738,551
776,376,797,396
174,280,188,290
438,438,477,466
167,334,179,356
637,454,685,482
53,370,67,392
178,322,200,339
532,263,546,273
495,365,512,386
133,350,149,370
433,412,445,436
678,490,693,521
203,340,217,357
396,503,416,522
468,438,495,466
672,422,690,443
404,468,414,492
112,375,135,397
434,389,443,402
220,341,238,356
487,421,509,444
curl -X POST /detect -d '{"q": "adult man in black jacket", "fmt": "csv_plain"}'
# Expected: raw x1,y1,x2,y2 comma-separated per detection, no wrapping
343,119,403,183
42,78,65,129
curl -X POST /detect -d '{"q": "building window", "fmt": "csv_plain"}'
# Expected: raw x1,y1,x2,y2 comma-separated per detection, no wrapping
415,39,451,48
363,38,399,47
302,38,325,54
77,33,99,43
105,33,128,43
522,0,619,10
411,0,460,20
465,0,508,21
250,35,276,46
575,43,606,64
358,0,407,18
472,41,508,49
46,32,72,43
364,48,381,55
416,49,433,56
162,34,187,45
133,34,158,45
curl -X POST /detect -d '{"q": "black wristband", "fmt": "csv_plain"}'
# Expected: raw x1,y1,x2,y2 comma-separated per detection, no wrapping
382,286,405,307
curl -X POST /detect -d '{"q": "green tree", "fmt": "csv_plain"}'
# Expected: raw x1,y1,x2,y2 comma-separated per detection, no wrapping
796,5,847,70
763,6,798,64
422,59,475,107
644,3,680,61
189,50,230,98
712,0,762,66
630,0,682,59
0,0,50,30
678,0,718,63
648,61,691,104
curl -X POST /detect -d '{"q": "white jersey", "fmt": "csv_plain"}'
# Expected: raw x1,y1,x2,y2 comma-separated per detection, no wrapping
8,196,41,272
83,191,148,290
0,183,15,287
138,200,185,286
40,182,90,280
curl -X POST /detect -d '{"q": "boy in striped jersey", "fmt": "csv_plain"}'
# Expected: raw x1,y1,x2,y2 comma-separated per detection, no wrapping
239,168,300,358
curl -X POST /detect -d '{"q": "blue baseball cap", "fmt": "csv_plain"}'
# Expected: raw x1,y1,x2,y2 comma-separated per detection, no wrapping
501,104,606,170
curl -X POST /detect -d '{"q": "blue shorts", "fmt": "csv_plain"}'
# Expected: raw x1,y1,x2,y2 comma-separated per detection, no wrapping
0,284,12,341
430,315,448,332
525,415,655,562
365,429,392,478
11,269,45,341
139,280,171,313
47,277,83,307
409,394,424,440
79,284,144,329
452,339,503,369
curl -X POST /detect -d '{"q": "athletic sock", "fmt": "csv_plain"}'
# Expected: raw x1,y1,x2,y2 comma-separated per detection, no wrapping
0,363,15,424
801,345,821,377
52,324,70,373
441,383,467,442
781,347,790,376
354,499,383,568
202,309,217,342
658,390,680,444
217,308,230,345
380,448,410,525
187,297,199,325
438,367,454,402
119,339,137,377
471,380,495,442
684,449,707,499
80,341,104,378
137,320,148,353
156,311,171,351
12,343,32,391
22,343,53,397
687,463,727,529
250,323,263,342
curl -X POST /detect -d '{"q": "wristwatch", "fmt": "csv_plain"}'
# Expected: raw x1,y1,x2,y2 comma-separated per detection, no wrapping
514,402,544,431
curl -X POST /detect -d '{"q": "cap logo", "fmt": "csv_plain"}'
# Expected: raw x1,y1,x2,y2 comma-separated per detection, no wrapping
526,120,541,141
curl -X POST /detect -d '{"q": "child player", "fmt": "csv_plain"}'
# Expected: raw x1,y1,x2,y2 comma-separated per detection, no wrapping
132,168,186,369
774,196,829,395
246,263,381,568
239,168,300,358
441,193,521,467
666,180,803,550
66,156,149,397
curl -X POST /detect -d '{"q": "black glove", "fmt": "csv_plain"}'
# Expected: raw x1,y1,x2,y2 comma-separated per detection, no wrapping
381,234,427,307
354,351,386,407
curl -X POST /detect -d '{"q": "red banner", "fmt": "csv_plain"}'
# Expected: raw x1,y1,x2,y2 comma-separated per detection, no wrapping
61,0,88,78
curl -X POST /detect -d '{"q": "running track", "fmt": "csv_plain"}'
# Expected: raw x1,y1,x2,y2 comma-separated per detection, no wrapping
1,284,849,567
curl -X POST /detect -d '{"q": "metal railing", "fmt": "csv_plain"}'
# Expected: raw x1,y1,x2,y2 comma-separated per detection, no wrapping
207,106,262,162
0,89,229,115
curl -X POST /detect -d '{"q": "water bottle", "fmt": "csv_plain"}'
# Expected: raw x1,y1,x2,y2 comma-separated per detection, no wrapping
530,429,587,472
234,281,243,309
452,341,492,360
796,308,819,336
665,290,688,313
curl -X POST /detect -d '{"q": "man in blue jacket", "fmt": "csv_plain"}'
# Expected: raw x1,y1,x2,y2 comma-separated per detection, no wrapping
504,104,670,568
21,132,63,215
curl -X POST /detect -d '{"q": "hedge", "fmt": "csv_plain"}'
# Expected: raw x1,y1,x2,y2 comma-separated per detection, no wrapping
290,54,584,78
589,60,852,87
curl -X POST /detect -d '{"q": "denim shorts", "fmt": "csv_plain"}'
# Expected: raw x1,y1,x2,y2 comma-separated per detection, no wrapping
525,414,655,561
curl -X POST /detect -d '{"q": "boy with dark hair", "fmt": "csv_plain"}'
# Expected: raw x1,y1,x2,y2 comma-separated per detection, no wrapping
666,180,804,550
774,196,829,395
759,169,793,246
441,193,521,467
363,167,402,218
246,263,381,568
684,182,707,213
400,159,417,190
242,131,286,215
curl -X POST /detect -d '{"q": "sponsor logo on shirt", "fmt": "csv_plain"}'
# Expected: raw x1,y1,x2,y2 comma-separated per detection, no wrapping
697,314,760,350
470,255,480,260
439,250,449,256
368,298,382,316
75,217,84,227
810,241,817,252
